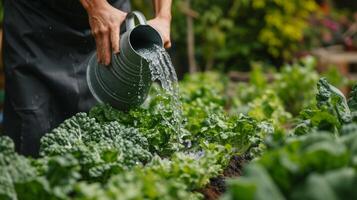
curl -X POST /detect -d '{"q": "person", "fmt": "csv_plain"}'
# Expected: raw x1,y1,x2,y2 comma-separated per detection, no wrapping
2,0,172,157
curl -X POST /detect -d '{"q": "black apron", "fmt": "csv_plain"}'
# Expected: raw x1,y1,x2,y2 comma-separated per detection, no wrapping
2,0,131,157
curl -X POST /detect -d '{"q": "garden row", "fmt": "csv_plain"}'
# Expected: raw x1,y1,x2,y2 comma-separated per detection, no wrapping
1,57,357,200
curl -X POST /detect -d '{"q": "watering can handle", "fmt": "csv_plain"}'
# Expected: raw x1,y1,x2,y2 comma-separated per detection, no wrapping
125,11,147,31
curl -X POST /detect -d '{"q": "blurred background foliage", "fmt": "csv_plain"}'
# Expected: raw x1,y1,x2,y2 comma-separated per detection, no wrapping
0,0,354,75
133,0,318,72
0,1,3,24
132,0,357,74
0,0,353,74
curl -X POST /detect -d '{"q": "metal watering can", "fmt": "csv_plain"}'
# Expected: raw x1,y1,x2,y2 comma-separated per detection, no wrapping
87,11,163,110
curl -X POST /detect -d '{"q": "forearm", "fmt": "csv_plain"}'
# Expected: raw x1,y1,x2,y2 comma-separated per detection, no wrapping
152,0,172,20
149,0,172,48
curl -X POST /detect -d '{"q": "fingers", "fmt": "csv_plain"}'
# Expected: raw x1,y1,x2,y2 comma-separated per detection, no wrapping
100,30,111,65
111,25,120,54
93,26,111,65
147,19,171,49
87,6,127,66
163,34,171,49
94,33,103,64
164,40,172,49
94,21,124,65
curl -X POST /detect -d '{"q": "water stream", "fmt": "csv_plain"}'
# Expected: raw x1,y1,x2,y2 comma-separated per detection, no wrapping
137,45,184,143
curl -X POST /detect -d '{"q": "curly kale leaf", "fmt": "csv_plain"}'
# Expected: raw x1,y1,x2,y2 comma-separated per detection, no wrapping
90,103,188,157
40,113,152,182
348,84,357,121
0,136,41,200
317,78,351,123
297,108,341,134
40,113,102,156
36,155,81,199
294,78,352,135
348,84,357,110
0,136,72,200
0,136,15,154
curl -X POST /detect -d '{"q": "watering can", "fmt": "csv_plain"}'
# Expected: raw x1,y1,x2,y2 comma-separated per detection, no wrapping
86,11,163,110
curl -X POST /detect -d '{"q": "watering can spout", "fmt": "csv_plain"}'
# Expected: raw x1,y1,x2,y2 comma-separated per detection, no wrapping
86,11,163,110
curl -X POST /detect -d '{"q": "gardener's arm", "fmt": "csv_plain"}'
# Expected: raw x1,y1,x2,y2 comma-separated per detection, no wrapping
148,0,172,48
80,0,127,65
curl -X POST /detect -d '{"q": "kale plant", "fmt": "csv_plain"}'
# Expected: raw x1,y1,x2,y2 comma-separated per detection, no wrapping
40,113,152,182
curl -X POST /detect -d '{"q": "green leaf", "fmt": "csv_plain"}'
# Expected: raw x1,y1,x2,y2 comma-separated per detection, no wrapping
225,164,285,200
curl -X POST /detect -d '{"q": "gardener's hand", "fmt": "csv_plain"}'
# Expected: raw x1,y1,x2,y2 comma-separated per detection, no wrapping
80,0,127,65
148,16,172,48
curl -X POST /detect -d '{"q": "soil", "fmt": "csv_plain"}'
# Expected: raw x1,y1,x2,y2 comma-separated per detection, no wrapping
199,154,251,200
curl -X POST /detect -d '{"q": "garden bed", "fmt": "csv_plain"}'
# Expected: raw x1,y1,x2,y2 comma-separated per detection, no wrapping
1,58,357,199
200,154,251,200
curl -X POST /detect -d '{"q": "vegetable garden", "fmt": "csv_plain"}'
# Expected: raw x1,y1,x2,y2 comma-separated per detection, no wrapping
1,56,357,200
0,1,356,199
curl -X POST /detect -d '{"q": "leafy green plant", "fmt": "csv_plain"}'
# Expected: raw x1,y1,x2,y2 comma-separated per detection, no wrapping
223,130,357,200
74,145,231,200
40,113,152,183
348,84,357,122
272,57,319,115
223,80,357,200
233,56,319,117
0,136,83,200
248,90,292,128
295,78,352,135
